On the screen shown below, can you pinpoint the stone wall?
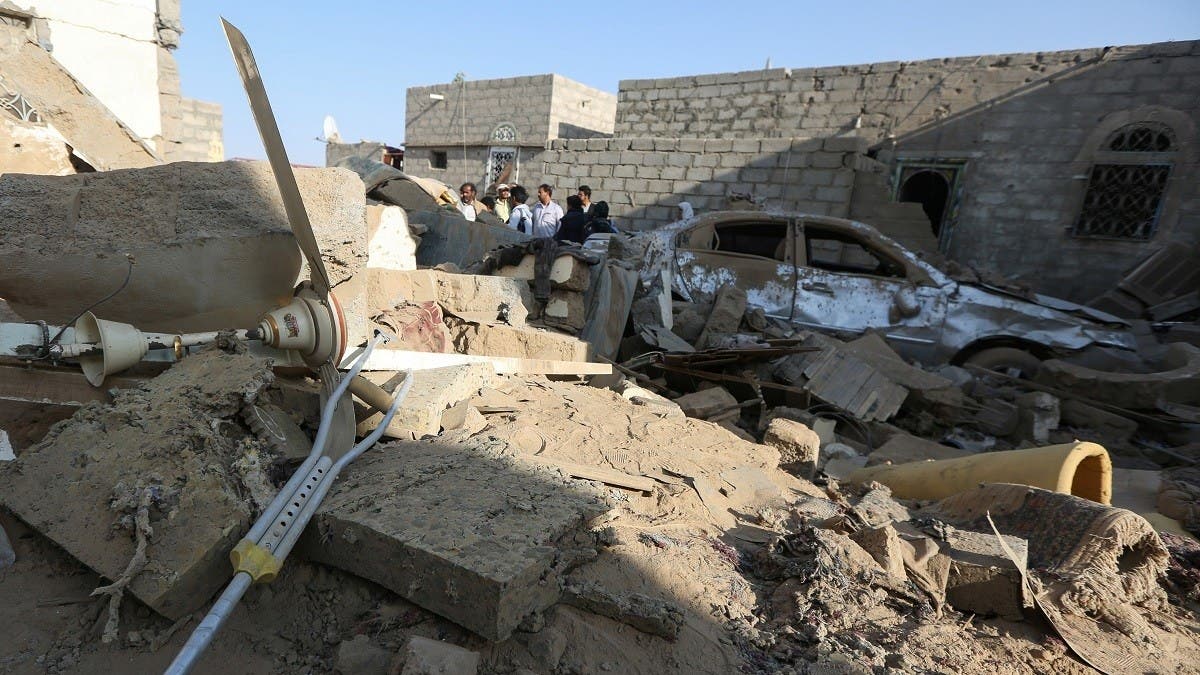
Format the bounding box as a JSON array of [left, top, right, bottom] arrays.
[[886, 41, 1200, 301], [548, 75, 617, 140], [615, 44, 1130, 142], [406, 75, 556, 148], [404, 146, 548, 193], [163, 97, 222, 162], [542, 136, 871, 231]]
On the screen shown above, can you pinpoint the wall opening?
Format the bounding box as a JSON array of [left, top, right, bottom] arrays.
[[431, 151, 447, 170], [1073, 122, 1176, 240], [899, 170, 951, 236]]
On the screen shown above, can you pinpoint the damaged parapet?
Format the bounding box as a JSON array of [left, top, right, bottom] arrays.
[[0, 161, 368, 336]]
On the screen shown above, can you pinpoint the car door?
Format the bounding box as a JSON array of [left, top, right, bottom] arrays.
[[673, 215, 797, 319], [792, 219, 948, 358]]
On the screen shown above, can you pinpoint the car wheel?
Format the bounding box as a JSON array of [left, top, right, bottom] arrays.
[[963, 347, 1043, 379]]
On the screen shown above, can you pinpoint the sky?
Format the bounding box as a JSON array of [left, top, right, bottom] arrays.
[[175, 1, 1200, 167]]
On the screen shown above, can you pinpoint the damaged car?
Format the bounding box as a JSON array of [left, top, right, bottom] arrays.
[[644, 211, 1137, 376]]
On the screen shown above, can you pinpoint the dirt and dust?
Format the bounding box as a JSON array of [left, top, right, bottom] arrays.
[[2, 371, 1200, 674]]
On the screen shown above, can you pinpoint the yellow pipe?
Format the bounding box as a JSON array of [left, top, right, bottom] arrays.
[[846, 441, 1112, 505]]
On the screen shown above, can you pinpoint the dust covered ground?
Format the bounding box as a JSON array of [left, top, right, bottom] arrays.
[[2, 374, 1199, 674]]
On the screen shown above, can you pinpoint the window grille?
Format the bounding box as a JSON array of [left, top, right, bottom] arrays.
[[1073, 123, 1175, 240]]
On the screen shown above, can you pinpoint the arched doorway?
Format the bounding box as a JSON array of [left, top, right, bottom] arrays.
[[899, 169, 951, 237]]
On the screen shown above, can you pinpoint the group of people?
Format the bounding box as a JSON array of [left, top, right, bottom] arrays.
[[456, 182, 616, 244]]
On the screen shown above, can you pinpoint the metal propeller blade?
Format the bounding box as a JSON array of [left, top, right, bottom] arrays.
[[221, 18, 332, 297]]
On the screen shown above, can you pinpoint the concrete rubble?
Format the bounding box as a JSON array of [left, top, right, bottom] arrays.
[[1, 91, 1200, 675]]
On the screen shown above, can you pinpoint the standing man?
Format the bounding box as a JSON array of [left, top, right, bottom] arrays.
[[458, 183, 486, 221], [531, 183, 563, 238], [577, 185, 593, 214], [494, 183, 512, 223]]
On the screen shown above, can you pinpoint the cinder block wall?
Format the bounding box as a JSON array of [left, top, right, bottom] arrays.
[[406, 75, 555, 148], [405, 146, 548, 193], [888, 41, 1200, 301], [549, 75, 617, 140], [163, 97, 222, 162], [616, 45, 1127, 142], [541, 136, 871, 230]]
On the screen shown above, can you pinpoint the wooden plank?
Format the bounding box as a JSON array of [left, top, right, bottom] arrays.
[[520, 454, 657, 492], [348, 348, 612, 376], [1147, 291, 1200, 321], [0, 364, 144, 406]]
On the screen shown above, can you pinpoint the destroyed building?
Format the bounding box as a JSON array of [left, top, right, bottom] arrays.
[[403, 74, 617, 191], [2, 15, 1200, 675], [511, 40, 1200, 303], [0, 0, 223, 174]]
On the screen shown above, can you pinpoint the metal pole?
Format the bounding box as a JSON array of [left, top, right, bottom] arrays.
[[163, 573, 252, 675]]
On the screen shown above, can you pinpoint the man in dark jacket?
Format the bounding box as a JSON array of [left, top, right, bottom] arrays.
[[555, 194, 589, 243], [584, 201, 616, 237]]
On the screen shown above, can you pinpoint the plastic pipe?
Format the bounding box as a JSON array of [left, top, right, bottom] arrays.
[[846, 441, 1113, 505]]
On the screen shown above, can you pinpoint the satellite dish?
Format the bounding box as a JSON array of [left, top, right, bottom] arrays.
[[323, 115, 341, 143]]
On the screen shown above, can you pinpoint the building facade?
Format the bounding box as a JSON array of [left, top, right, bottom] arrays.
[[537, 40, 1198, 303], [403, 74, 615, 192], [0, 0, 222, 166]]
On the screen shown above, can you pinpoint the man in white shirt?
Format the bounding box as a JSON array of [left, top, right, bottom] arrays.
[[531, 184, 563, 238], [458, 183, 486, 221]]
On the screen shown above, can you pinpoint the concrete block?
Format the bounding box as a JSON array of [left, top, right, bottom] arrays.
[[357, 363, 498, 438], [674, 386, 738, 421], [810, 153, 845, 169], [543, 290, 587, 332], [445, 316, 590, 362], [704, 139, 733, 152], [940, 526, 1031, 621], [367, 269, 532, 327], [763, 418, 820, 477], [301, 439, 609, 641], [0, 348, 274, 619], [494, 253, 591, 292], [850, 525, 907, 579], [630, 138, 654, 150], [0, 161, 366, 334], [400, 637, 480, 675]]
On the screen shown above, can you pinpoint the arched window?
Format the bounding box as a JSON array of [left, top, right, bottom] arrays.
[[1073, 122, 1176, 240], [490, 123, 518, 143]]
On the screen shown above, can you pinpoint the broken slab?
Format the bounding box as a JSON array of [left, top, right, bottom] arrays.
[[366, 204, 421, 272], [936, 525, 1031, 621], [496, 253, 591, 292], [0, 346, 273, 619], [561, 579, 685, 640], [368, 269, 532, 327], [299, 438, 609, 641], [399, 637, 480, 675], [696, 285, 747, 349], [674, 386, 739, 422], [850, 524, 908, 579], [0, 161, 366, 333], [334, 635, 394, 675], [1015, 391, 1060, 443], [762, 418, 820, 478], [541, 290, 587, 333], [410, 208, 531, 269], [444, 315, 590, 362], [356, 363, 497, 438], [1036, 343, 1200, 409]]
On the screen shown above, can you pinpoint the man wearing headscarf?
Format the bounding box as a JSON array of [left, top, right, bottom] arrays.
[[677, 201, 695, 222]]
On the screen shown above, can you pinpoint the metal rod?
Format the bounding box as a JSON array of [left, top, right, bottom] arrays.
[[243, 334, 381, 544], [163, 572, 252, 675]]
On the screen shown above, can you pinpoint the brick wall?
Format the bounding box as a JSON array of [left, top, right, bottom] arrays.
[[887, 41, 1200, 301], [541, 136, 871, 231], [615, 44, 1134, 142], [163, 97, 222, 162], [405, 75, 556, 148], [405, 146, 548, 194], [548, 75, 617, 140]]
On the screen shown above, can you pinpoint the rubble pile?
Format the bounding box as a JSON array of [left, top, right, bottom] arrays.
[[1, 156, 1199, 675]]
